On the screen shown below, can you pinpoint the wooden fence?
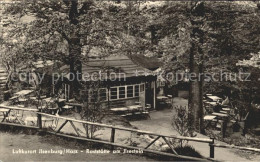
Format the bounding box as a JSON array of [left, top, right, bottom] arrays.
[[1, 105, 260, 160]]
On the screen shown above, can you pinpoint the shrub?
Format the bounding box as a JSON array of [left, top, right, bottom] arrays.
[[171, 105, 196, 147], [166, 145, 203, 158]]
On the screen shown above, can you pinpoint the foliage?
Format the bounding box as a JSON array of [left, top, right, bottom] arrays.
[[80, 81, 107, 138], [165, 145, 203, 158], [1, 1, 121, 72], [171, 105, 196, 147]]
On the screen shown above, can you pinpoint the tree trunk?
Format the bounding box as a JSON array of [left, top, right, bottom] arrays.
[[188, 2, 205, 133], [68, 0, 82, 97]]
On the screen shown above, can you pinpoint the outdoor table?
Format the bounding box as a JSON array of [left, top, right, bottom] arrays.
[[43, 97, 55, 103], [127, 105, 142, 111], [68, 99, 76, 102], [135, 101, 141, 105], [111, 107, 128, 112], [14, 90, 34, 96], [29, 96, 47, 100], [29, 96, 37, 100], [203, 115, 216, 120], [212, 112, 228, 117], [10, 96, 19, 100], [220, 110, 228, 114], [207, 95, 222, 101], [222, 108, 231, 111], [157, 96, 168, 100], [18, 98, 27, 102], [43, 98, 66, 104], [62, 105, 74, 110], [58, 99, 66, 102], [205, 102, 217, 106], [204, 115, 217, 129]]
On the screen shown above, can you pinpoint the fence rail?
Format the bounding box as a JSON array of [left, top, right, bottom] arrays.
[[38, 112, 213, 143], [1, 105, 259, 160], [212, 143, 260, 153]]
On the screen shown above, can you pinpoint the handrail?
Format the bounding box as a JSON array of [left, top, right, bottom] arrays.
[[2, 105, 260, 159], [0, 105, 214, 159], [0, 105, 38, 111], [212, 143, 260, 152], [48, 131, 210, 161], [0, 105, 213, 143], [38, 112, 213, 143]]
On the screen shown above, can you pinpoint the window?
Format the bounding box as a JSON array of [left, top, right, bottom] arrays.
[[119, 87, 126, 99], [134, 85, 139, 97], [110, 87, 118, 100], [127, 86, 133, 98], [109, 84, 141, 100], [99, 89, 107, 101]]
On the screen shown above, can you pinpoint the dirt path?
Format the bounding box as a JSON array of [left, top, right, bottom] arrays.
[[130, 97, 260, 161], [0, 132, 154, 161]]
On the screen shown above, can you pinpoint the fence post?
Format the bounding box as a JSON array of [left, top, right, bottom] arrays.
[[37, 113, 42, 129], [210, 137, 215, 158], [110, 128, 115, 150]]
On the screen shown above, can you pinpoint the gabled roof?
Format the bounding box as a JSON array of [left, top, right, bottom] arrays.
[[129, 54, 162, 71], [20, 55, 157, 80], [82, 54, 153, 79]]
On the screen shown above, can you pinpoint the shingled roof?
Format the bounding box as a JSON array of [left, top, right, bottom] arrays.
[[26, 55, 158, 80], [129, 54, 162, 71], [82, 54, 153, 79]]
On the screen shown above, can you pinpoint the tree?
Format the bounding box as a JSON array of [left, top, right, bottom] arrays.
[[139, 1, 260, 132], [188, 1, 205, 133], [2, 0, 120, 96]]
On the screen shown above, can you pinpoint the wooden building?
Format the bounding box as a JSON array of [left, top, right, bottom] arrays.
[[11, 54, 158, 111], [61, 54, 158, 110]]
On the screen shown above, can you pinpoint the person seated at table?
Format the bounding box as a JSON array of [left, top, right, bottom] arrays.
[[213, 100, 222, 113]]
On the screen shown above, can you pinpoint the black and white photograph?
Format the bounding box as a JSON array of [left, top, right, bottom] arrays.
[[0, 0, 260, 161]]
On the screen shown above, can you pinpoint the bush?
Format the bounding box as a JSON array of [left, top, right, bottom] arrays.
[[166, 145, 203, 158], [171, 105, 196, 147]]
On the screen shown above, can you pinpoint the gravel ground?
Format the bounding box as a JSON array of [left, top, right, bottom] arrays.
[[130, 97, 260, 161]]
